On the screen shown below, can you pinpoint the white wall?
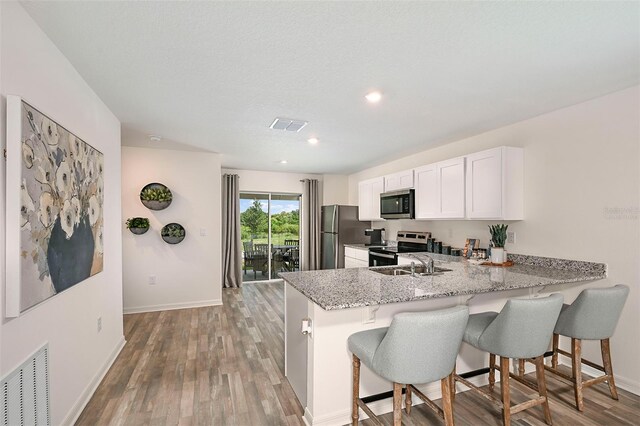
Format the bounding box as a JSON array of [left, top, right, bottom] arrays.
[[222, 168, 322, 195], [0, 2, 124, 424], [322, 174, 350, 205], [220, 168, 351, 206], [348, 86, 640, 393], [122, 147, 222, 313]]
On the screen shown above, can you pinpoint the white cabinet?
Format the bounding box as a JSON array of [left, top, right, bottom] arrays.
[[415, 157, 465, 219], [383, 169, 414, 192], [344, 246, 368, 268], [466, 147, 524, 220], [358, 177, 384, 221]]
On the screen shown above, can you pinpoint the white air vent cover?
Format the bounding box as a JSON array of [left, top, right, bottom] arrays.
[[269, 117, 308, 132], [1, 345, 50, 426]]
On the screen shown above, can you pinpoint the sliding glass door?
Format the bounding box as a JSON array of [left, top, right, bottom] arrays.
[[240, 192, 300, 282]]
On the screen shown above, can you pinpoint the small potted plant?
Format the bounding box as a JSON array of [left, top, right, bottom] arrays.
[[488, 224, 508, 264], [126, 217, 150, 235], [140, 183, 173, 210], [161, 223, 186, 244]]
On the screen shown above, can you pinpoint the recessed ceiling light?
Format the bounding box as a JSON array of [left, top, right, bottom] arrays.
[[149, 135, 161, 142], [280, 160, 288, 164], [365, 91, 382, 103], [307, 137, 319, 145]]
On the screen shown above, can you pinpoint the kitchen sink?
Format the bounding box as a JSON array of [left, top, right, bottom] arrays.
[[370, 265, 452, 276]]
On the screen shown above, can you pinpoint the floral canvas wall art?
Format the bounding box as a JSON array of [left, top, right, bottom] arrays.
[[12, 99, 104, 314]]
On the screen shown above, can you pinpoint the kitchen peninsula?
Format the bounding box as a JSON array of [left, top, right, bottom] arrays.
[[280, 253, 606, 426]]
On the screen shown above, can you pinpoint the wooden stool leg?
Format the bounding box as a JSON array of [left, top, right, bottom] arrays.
[[518, 359, 525, 377], [352, 355, 360, 425], [405, 384, 412, 414], [489, 353, 496, 391], [601, 338, 619, 400], [552, 334, 559, 369], [393, 382, 403, 426], [441, 374, 455, 426], [450, 370, 456, 403], [535, 356, 553, 425], [500, 356, 511, 426], [571, 338, 584, 412]]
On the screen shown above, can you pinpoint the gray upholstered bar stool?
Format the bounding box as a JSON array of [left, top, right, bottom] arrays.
[[454, 294, 564, 426], [543, 285, 629, 411], [348, 306, 469, 426]]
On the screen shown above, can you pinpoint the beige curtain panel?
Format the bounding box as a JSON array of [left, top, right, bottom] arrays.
[[301, 179, 320, 271], [222, 174, 242, 288]]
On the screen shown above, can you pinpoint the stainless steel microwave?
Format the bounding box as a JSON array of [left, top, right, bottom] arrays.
[[380, 189, 415, 219]]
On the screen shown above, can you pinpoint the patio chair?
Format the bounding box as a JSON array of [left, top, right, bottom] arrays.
[[242, 241, 253, 275]]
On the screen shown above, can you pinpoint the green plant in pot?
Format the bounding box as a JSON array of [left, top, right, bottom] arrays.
[[140, 184, 173, 210], [161, 223, 186, 244], [488, 224, 508, 264], [126, 217, 150, 235], [140, 187, 172, 202]]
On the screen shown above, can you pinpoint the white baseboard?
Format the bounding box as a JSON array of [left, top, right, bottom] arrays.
[[123, 299, 222, 314], [61, 336, 126, 426], [578, 362, 640, 396], [302, 374, 490, 426]]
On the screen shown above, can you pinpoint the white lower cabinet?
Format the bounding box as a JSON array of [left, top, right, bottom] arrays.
[[344, 246, 368, 268]]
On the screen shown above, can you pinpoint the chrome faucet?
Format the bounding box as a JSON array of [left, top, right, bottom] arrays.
[[407, 253, 434, 275]]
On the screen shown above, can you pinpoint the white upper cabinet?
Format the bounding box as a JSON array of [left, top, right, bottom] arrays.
[[414, 164, 438, 218], [438, 157, 466, 218], [358, 177, 385, 221], [415, 157, 465, 219], [465, 146, 524, 220], [383, 169, 414, 192]]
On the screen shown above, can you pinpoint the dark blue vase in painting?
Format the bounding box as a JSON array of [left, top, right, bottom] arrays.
[[47, 215, 95, 293]]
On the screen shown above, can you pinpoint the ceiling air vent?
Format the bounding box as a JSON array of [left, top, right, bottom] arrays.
[[269, 118, 308, 132]]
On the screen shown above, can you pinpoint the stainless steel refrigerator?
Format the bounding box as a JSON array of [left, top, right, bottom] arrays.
[[321, 205, 371, 269]]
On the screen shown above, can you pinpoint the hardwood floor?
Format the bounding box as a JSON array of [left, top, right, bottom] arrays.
[[77, 282, 303, 426], [78, 282, 639, 425]]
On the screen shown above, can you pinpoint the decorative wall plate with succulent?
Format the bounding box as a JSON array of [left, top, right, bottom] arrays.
[[126, 217, 150, 235], [140, 182, 172, 210], [6, 96, 104, 316], [161, 223, 186, 244]]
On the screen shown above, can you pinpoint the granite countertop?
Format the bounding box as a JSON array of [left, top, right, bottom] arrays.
[[279, 253, 607, 311]]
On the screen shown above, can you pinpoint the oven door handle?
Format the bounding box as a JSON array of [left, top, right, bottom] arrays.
[[369, 252, 396, 259]]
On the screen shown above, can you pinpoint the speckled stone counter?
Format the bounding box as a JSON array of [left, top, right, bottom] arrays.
[[279, 253, 606, 311]]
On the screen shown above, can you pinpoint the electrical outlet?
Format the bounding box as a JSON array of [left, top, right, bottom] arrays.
[[149, 275, 156, 285], [507, 231, 516, 244], [200, 228, 207, 236], [97, 317, 102, 333]]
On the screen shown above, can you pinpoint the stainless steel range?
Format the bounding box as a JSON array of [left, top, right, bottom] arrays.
[[368, 231, 431, 267]]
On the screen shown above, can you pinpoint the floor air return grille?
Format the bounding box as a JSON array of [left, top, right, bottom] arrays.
[[1, 345, 50, 426]]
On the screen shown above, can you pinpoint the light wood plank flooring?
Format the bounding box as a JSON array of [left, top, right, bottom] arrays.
[[78, 282, 639, 425]]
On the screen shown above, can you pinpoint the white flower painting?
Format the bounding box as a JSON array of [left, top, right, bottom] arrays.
[[18, 101, 104, 312]]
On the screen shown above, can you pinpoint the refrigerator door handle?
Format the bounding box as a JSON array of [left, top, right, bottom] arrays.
[[331, 206, 338, 233]]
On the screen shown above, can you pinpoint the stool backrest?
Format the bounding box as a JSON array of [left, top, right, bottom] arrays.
[[372, 306, 469, 385], [479, 294, 564, 359], [555, 285, 629, 340]]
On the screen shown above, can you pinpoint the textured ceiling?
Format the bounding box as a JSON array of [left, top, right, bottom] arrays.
[[22, 1, 640, 174]]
